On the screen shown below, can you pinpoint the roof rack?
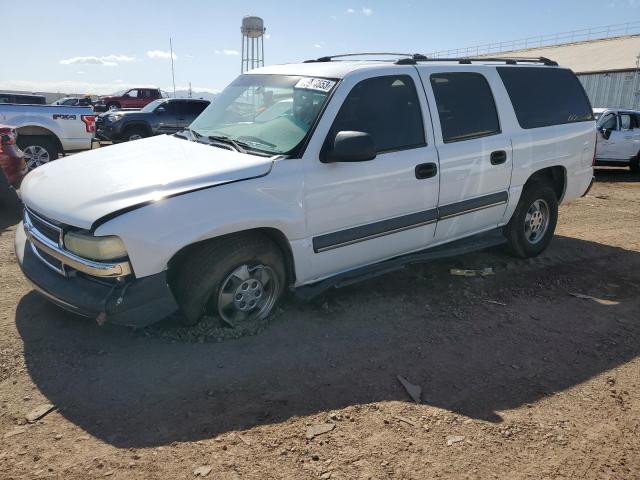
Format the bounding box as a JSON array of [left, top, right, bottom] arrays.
[[303, 52, 558, 66]]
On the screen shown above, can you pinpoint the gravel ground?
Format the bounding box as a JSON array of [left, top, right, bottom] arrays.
[[0, 168, 639, 479]]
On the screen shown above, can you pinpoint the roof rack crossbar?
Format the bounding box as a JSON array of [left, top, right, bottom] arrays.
[[304, 52, 426, 63], [395, 56, 558, 66]]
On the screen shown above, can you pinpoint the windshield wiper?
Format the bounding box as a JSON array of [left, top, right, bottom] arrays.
[[207, 135, 248, 154]]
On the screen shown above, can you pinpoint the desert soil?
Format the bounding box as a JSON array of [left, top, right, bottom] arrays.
[[0, 168, 639, 479]]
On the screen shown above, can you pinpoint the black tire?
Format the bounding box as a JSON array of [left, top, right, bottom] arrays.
[[123, 126, 148, 142], [106, 102, 120, 111], [16, 136, 59, 170], [504, 180, 558, 258], [630, 155, 640, 174], [171, 232, 286, 327]]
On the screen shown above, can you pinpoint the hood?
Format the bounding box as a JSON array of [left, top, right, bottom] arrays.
[[21, 135, 274, 229]]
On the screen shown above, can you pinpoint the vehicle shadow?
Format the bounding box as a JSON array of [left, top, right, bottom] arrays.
[[15, 235, 640, 448], [594, 166, 640, 182]]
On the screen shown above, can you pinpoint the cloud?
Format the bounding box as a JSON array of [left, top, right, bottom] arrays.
[[214, 49, 240, 55], [146, 50, 177, 60], [346, 8, 355, 13], [169, 85, 221, 95], [362, 6, 373, 15], [264, 33, 271, 39], [314, 41, 326, 49], [59, 54, 135, 67]]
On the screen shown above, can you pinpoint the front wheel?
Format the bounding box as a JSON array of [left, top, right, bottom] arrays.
[[630, 156, 640, 174], [171, 233, 286, 327], [504, 180, 558, 258]]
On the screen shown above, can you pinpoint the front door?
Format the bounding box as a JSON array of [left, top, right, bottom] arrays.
[[596, 112, 619, 160], [156, 101, 178, 134], [418, 68, 513, 242], [303, 69, 440, 281]]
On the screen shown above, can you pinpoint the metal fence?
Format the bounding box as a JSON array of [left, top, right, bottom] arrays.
[[426, 21, 640, 58]]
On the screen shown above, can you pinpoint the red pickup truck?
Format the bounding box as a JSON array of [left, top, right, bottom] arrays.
[[94, 88, 168, 111]]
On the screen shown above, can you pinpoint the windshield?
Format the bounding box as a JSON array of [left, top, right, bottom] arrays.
[[190, 74, 337, 155], [142, 99, 166, 113]]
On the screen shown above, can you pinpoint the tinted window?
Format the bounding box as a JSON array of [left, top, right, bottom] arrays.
[[498, 67, 593, 129], [329, 75, 425, 152], [185, 101, 208, 115], [429, 72, 500, 143], [158, 101, 176, 114]]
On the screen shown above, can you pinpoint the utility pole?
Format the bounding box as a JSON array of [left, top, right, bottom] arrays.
[[170, 37, 176, 98], [188, 82, 192, 98]]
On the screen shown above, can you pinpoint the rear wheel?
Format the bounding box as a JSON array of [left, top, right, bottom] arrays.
[[504, 180, 558, 258], [171, 233, 286, 327], [630, 155, 640, 174], [106, 102, 120, 111], [17, 136, 59, 170]]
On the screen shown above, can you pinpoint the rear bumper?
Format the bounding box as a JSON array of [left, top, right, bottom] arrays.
[[582, 176, 595, 197], [15, 222, 178, 327]]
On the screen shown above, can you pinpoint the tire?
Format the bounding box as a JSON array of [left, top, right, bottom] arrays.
[[504, 180, 558, 258], [630, 155, 640, 174], [17, 136, 59, 170], [123, 126, 148, 142], [171, 232, 286, 327], [106, 102, 120, 111]]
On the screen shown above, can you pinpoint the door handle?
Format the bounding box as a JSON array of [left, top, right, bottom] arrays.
[[415, 162, 438, 179], [490, 150, 507, 165]]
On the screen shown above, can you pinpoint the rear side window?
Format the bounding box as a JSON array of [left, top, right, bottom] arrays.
[[329, 75, 425, 152], [429, 72, 500, 143], [497, 67, 593, 129], [185, 101, 208, 115]]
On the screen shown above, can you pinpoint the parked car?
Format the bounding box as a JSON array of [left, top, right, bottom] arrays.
[[593, 107, 640, 173], [52, 96, 93, 107], [0, 92, 46, 105], [0, 125, 27, 208], [94, 88, 168, 112], [0, 125, 27, 188], [0, 104, 95, 170], [15, 55, 595, 329], [95, 98, 210, 143]]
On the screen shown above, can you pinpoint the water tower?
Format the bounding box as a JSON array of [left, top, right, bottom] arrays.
[[241, 16, 266, 73]]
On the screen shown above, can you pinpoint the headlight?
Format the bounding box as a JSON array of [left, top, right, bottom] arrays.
[[63, 231, 127, 261], [107, 114, 123, 122]]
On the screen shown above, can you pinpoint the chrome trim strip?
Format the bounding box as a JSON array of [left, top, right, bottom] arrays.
[[25, 207, 63, 247], [315, 218, 437, 253], [23, 211, 132, 278], [438, 200, 507, 220]]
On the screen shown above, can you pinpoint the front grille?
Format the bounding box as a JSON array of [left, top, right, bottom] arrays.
[[31, 244, 65, 275], [25, 208, 61, 245]]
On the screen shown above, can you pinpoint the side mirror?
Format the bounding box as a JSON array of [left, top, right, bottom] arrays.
[[156, 106, 166, 113], [600, 127, 612, 140], [322, 131, 376, 163]]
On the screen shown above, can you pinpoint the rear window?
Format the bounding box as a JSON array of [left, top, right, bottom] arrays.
[[497, 67, 593, 129]]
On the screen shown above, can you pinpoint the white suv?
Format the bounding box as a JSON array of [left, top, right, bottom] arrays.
[[15, 54, 595, 329], [594, 107, 640, 173]]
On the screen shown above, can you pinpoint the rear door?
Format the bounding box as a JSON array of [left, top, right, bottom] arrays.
[[176, 101, 208, 129], [417, 68, 513, 242]]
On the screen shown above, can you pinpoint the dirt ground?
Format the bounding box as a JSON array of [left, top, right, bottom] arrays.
[[0, 168, 639, 480]]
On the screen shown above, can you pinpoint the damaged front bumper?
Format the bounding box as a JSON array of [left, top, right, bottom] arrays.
[[14, 221, 178, 327]]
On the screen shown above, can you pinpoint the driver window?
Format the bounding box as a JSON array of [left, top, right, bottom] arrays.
[[600, 114, 617, 130], [126, 89, 139, 98], [328, 75, 425, 153]]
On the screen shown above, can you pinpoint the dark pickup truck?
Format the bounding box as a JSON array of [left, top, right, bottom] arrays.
[[95, 98, 210, 142]]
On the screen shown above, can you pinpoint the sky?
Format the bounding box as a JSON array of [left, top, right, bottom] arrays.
[[2, 0, 640, 96]]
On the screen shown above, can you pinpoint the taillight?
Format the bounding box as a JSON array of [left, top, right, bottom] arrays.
[[81, 115, 96, 133], [0, 131, 16, 145]]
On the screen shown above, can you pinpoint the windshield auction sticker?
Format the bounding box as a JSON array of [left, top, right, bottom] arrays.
[[295, 78, 336, 92]]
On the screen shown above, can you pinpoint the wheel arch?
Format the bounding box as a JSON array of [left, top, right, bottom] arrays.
[[166, 227, 297, 290], [525, 165, 566, 202], [122, 122, 152, 136], [16, 126, 63, 153]]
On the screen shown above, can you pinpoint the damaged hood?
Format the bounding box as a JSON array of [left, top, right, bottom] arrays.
[[20, 134, 274, 229]]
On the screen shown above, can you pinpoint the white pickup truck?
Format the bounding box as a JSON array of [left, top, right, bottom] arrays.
[[15, 54, 595, 329], [0, 104, 95, 170], [593, 107, 640, 173]]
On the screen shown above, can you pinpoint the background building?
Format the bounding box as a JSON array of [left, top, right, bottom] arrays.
[[429, 22, 640, 110]]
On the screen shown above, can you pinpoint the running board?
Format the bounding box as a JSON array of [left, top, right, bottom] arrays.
[[294, 229, 507, 300]]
